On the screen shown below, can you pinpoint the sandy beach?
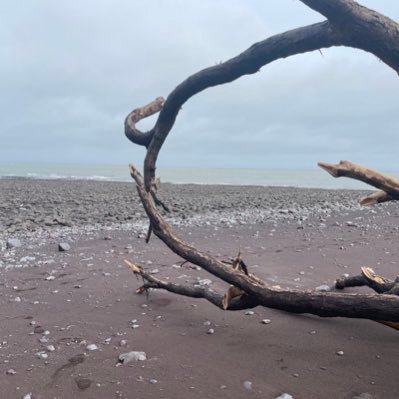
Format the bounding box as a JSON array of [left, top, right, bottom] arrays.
[[1, 178, 398, 399]]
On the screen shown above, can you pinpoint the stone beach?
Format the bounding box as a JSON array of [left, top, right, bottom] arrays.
[[0, 178, 398, 399]]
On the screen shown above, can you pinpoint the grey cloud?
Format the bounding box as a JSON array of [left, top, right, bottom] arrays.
[[0, 0, 398, 170]]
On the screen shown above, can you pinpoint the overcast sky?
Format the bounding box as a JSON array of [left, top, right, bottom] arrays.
[[1, 0, 398, 170]]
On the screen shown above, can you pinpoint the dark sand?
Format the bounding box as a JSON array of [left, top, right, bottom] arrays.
[[0, 179, 398, 399]]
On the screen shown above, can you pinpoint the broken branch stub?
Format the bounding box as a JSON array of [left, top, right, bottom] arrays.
[[124, 0, 399, 326], [319, 161, 399, 206]]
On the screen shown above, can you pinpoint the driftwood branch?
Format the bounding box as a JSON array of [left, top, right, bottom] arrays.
[[335, 267, 398, 294], [318, 161, 399, 205], [128, 162, 399, 321], [123, 0, 399, 328], [124, 260, 259, 311], [124, 97, 164, 147]]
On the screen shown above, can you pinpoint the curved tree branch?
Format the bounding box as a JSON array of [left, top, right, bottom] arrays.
[[143, 20, 343, 189], [300, 0, 399, 73], [124, 97, 164, 147], [124, 0, 399, 327]]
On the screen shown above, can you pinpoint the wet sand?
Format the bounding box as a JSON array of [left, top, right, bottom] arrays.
[[0, 179, 398, 399]]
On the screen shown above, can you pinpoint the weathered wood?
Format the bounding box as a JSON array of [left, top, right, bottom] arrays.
[[335, 267, 396, 294], [319, 161, 399, 205], [123, 0, 399, 327], [125, 97, 164, 147], [124, 260, 258, 311], [359, 191, 393, 206], [129, 165, 399, 321]]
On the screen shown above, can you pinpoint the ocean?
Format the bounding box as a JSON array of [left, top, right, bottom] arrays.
[[0, 162, 394, 190]]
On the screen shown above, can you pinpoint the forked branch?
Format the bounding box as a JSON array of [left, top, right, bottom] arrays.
[[124, 0, 399, 326], [318, 161, 399, 205]]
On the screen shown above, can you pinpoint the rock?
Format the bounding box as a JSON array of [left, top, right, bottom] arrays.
[[6, 369, 16, 375], [336, 350, 344, 356], [207, 328, 215, 334], [149, 379, 158, 384], [245, 311, 255, 315], [34, 326, 45, 334], [86, 344, 98, 351], [196, 279, 212, 286], [275, 394, 294, 399], [46, 345, 56, 352], [352, 394, 373, 399], [58, 242, 71, 252], [261, 319, 271, 324], [119, 351, 147, 364], [315, 285, 331, 292], [75, 377, 92, 390], [119, 340, 127, 347], [243, 381, 252, 390], [6, 239, 21, 249], [36, 351, 48, 359], [22, 394, 32, 399]]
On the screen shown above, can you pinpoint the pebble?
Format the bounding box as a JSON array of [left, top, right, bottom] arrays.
[[75, 377, 92, 390], [245, 311, 254, 315], [149, 379, 158, 384], [352, 394, 373, 399], [315, 285, 331, 292], [260, 319, 271, 324], [196, 279, 212, 286], [275, 394, 294, 399], [243, 381, 252, 390], [6, 368, 16, 375], [336, 350, 344, 356], [46, 345, 56, 352], [34, 326, 45, 334], [207, 328, 215, 334], [6, 238, 21, 249], [118, 351, 147, 364], [86, 344, 99, 351], [36, 351, 48, 359], [22, 394, 32, 399], [119, 340, 127, 347], [58, 242, 71, 252]]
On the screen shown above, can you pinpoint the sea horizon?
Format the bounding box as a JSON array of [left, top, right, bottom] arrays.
[[0, 161, 395, 190]]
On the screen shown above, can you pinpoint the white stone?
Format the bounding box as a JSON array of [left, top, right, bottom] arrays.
[[86, 344, 99, 351], [36, 351, 48, 359], [274, 394, 294, 399], [6, 369, 16, 375], [261, 319, 271, 324], [119, 351, 147, 364], [315, 285, 331, 292], [243, 381, 252, 390]]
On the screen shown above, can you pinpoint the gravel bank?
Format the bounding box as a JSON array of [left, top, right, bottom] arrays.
[[0, 178, 368, 235]]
